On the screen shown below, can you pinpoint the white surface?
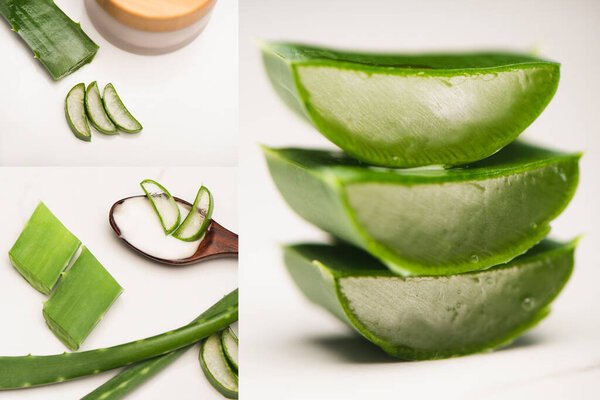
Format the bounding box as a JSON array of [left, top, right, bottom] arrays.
[[0, 167, 238, 399], [0, 0, 238, 166], [239, 0, 600, 399]]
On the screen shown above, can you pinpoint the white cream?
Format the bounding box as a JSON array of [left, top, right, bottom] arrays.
[[113, 197, 201, 260]]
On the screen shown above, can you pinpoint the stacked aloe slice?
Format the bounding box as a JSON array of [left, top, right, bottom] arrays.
[[260, 42, 580, 360]]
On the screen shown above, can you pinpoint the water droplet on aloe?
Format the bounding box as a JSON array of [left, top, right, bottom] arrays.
[[559, 172, 567, 182], [521, 297, 535, 311], [531, 222, 538, 229], [470, 254, 479, 263]]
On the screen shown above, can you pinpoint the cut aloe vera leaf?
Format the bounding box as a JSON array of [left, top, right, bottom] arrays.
[[43, 247, 123, 350], [8, 202, 81, 295], [82, 291, 238, 400], [103, 83, 143, 133], [65, 83, 91, 142], [221, 326, 238, 372], [173, 186, 214, 242], [85, 81, 117, 135], [261, 42, 560, 167], [0, 0, 98, 80], [200, 333, 238, 399], [140, 179, 181, 235], [263, 142, 580, 276], [284, 239, 575, 360]]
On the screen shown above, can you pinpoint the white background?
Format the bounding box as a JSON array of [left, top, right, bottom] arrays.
[[239, 0, 600, 399], [0, 167, 238, 399], [0, 0, 238, 166]]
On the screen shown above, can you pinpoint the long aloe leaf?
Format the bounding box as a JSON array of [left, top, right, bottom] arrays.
[[0, 289, 238, 390], [261, 42, 560, 167], [0, 0, 99, 80], [82, 291, 237, 400], [264, 142, 580, 275], [284, 240, 575, 360]]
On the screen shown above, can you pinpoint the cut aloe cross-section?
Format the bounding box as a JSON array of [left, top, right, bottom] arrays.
[[261, 42, 560, 167], [8, 202, 81, 294], [284, 239, 575, 360], [103, 83, 143, 133], [140, 179, 181, 234], [85, 81, 117, 134], [221, 327, 238, 372], [200, 333, 238, 399], [66, 83, 91, 142], [264, 142, 580, 276], [0, 0, 98, 80], [173, 186, 214, 242], [43, 247, 123, 350]]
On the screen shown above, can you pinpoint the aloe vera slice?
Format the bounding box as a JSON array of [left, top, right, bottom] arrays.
[[263, 142, 580, 276], [85, 81, 117, 134], [43, 247, 123, 350], [140, 179, 181, 235], [221, 327, 238, 372], [261, 42, 560, 167], [0, 289, 237, 389], [173, 186, 214, 242], [82, 292, 238, 400], [103, 83, 143, 133], [200, 333, 238, 399], [66, 83, 92, 142], [0, 0, 98, 80], [8, 202, 81, 295], [284, 239, 575, 360]]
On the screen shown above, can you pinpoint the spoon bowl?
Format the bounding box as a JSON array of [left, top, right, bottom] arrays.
[[109, 196, 238, 265]]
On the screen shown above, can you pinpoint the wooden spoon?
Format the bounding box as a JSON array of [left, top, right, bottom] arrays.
[[109, 195, 238, 265]]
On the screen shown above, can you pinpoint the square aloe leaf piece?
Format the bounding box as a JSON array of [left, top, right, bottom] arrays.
[[263, 141, 580, 276], [9, 202, 81, 294], [261, 42, 560, 168], [284, 239, 575, 360], [43, 247, 123, 350]]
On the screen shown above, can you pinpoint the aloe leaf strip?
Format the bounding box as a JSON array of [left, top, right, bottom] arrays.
[[200, 333, 238, 399], [221, 327, 238, 372], [66, 83, 92, 142], [81, 293, 238, 400], [0, 0, 99, 80], [103, 83, 143, 133], [140, 179, 181, 235], [86, 81, 117, 134], [173, 186, 214, 242], [0, 289, 238, 390]]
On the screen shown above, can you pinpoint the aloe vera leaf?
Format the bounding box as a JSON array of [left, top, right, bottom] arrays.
[[82, 292, 237, 400], [43, 247, 123, 350], [173, 186, 214, 242], [284, 240, 575, 360], [86, 81, 117, 135], [261, 42, 560, 167], [8, 202, 81, 295], [200, 333, 238, 399], [65, 83, 92, 142], [103, 83, 143, 133], [0, 0, 98, 80], [221, 327, 238, 371], [263, 141, 580, 276], [140, 179, 181, 234], [0, 289, 238, 389]]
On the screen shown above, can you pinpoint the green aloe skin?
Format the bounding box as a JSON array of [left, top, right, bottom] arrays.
[[0, 289, 238, 390], [82, 291, 238, 400], [284, 240, 575, 360], [0, 0, 98, 80], [261, 42, 560, 168], [263, 141, 580, 276]]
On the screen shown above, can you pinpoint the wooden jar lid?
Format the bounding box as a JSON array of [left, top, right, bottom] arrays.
[[96, 0, 217, 32]]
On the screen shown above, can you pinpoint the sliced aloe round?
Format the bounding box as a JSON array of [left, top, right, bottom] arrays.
[[200, 333, 238, 399], [173, 186, 214, 242], [85, 81, 117, 134], [221, 326, 238, 372], [65, 83, 91, 142], [140, 179, 180, 235], [263, 142, 580, 276], [284, 239, 575, 360], [261, 42, 560, 168], [102, 83, 142, 133]]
